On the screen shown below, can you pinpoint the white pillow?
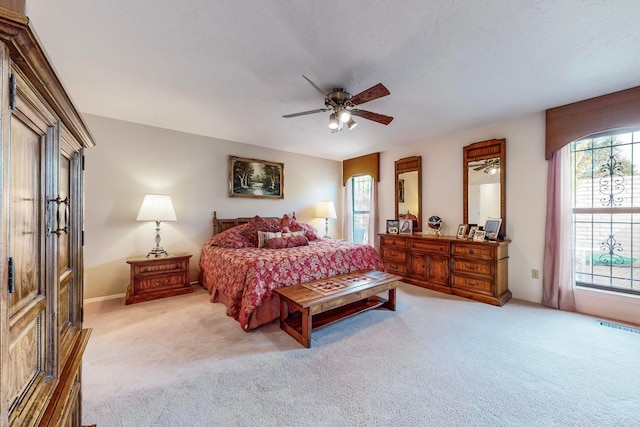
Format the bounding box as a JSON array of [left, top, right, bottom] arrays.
[[257, 230, 282, 248], [281, 231, 305, 238]]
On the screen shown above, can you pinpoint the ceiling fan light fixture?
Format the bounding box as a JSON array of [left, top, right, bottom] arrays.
[[339, 109, 351, 123], [328, 113, 339, 130], [346, 117, 357, 130]]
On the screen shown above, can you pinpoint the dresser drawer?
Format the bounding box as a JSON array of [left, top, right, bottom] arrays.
[[408, 239, 450, 254], [380, 235, 406, 248], [451, 274, 493, 294], [381, 248, 406, 262], [384, 260, 406, 275], [451, 243, 494, 260], [451, 258, 493, 276]]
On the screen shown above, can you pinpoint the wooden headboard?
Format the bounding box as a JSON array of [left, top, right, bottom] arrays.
[[212, 211, 296, 235]]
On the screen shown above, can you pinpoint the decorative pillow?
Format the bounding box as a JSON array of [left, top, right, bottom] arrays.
[[257, 230, 282, 248], [264, 234, 310, 249], [279, 214, 303, 233], [209, 224, 252, 248], [281, 230, 305, 238], [299, 222, 320, 241], [240, 217, 280, 247]]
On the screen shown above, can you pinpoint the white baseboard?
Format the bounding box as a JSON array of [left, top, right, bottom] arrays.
[[84, 293, 125, 304], [84, 282, 201, 304]]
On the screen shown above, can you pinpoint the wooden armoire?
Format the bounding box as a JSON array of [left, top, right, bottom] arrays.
[[0, 7, 95, 427]]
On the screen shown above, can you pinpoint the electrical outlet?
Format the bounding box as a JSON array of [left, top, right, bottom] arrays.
[[531, 269, 540, 279]]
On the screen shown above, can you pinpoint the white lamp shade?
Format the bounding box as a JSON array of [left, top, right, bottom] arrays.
[[136, 194, 177, 221], [316, 200, 337, 219]]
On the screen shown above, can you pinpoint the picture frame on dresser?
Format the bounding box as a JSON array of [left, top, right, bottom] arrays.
[[468, 225, 479, 240], [399, 218, 413, 234], [386, 220, 400, 234], [484, 218, 503, 240], [456, 224, 468, 239], [473, 230, 486, 242]]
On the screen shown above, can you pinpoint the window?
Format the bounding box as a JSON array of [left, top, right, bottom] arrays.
[[571, 129, 640, 294], [350, 175, 372, 244]]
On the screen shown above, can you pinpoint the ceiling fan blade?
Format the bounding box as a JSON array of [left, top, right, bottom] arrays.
[[349, 83, 390, 106], [351, 109, 394, 125], [473, 165, 486, 171], [302, 75, 327, 97], [282, 108, 330, 118]]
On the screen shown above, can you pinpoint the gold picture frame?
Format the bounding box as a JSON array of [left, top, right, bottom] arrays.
[[228, 156, 284, 199]]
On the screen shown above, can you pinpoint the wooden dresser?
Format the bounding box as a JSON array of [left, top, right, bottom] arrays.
[[0, 7, 95, 426], [379, 234, 511, 306]]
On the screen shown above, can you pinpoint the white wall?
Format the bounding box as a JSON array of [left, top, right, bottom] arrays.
[[378, 113, 547, 304], [84, 112, 640, 325], [83, 114, 341, 299], [378, 112, 640, 325]]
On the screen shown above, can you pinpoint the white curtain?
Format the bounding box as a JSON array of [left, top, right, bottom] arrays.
[[342, 175, 377, 247], [343, 179, 354, 242], [542, 144, 576, 310], [367, 178, 378, 249]]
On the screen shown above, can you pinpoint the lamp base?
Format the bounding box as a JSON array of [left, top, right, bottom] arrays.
[[324, 218, 331, 239], [146, 246, 169, 257], [146, 220, 169, 257]]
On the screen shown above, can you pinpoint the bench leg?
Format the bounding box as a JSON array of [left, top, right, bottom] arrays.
[[301, 309, 312, 348], [279, 299, 289, 325], [382, 287, 397, 311]]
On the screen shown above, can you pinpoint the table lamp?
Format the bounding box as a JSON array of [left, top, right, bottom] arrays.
[[136, 194, 176, 257], [316, 200, 337, 239]]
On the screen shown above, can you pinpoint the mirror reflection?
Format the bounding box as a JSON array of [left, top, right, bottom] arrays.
[[395, 156, 422, 233], [398, 171, 419, 219], [467, 158, 501, 226], [463, 139, 506, 236]]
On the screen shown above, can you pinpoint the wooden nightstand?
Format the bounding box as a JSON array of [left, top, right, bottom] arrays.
[[125, 253, 193, 304]]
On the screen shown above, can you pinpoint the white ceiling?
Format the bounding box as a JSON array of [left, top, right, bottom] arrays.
[[25, 1, 640, 161]]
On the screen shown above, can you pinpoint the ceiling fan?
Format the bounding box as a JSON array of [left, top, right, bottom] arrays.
[[282, 75, 393, 133], [469, 158, 501, 175]]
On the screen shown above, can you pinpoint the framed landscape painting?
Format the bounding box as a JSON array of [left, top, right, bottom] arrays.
[[229, 156, 284, 199]]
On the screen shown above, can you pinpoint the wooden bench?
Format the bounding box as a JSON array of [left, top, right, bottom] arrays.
[[274, 270, 401, 348]]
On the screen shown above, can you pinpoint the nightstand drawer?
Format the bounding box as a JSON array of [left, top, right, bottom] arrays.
[[135, 272, 186, 292], [135, 261, 186, 275]]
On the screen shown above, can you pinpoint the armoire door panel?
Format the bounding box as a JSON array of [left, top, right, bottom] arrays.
[[8, 118, 43, 319], [7, 315, 44, 408], [6, 88, 56, 423]]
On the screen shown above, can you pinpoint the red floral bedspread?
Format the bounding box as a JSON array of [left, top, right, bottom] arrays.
[[199, 239, 385, 331]]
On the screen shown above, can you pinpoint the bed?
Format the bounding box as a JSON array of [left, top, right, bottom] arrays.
[[199, 212, 386, 331]]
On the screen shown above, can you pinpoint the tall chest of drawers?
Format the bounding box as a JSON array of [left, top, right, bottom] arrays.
[[379, 234, 511, 306]]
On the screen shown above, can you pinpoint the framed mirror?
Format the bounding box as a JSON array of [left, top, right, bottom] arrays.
[[463, 139, 506, 237], [395, 156, 422, 233]]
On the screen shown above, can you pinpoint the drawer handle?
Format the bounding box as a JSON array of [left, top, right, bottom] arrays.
[[439, 246, 444, 251], [152, 279, 170, 286], [469, 249, 475, 254], [464, 279, 479, 287], [466, 264, 478, 270]]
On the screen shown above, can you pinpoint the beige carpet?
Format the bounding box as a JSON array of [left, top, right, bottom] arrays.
[[82, 284, 640, 426]]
